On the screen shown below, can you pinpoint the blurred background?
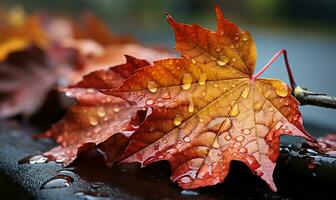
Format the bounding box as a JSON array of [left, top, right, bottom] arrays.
[[0, 0, 335, 135]]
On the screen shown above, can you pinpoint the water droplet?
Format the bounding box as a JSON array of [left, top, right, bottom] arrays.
[[75, 191, 109, 199], [181, 73, 192, 90], [225, 135, 232, 141], [213, 83, 218, 88], [241, 86, 250, 98], [232, 57, 237, 62], [212, 138, 220, 148], [96, 107, 106, 117], [113, 106, 120, 113], [233, 142, 242, 148], [65, 91, 72, 97], [188, 97, 195, 113], [239, 147, 247, 153], [269, 107, 275, 112], [147, 80, 158, 93], [230, 103, 239, 117], [158, 102, 164, 107], [149, 126, 155, 132], [198, 73, 207, 85], [191, 59, 196, 64], [216, 56, 229, 66], [199, 118, 204, 123], [293, 114, 299, 121], [57, 169, 76, 176], [41, 175, 74, 189], [181, 190, 199, 196], [173, 115, 183, 126], [146, 99, 154, 105], [86, 88, 95, 94], [242, 35, 248, 42], [162, 139, 168, 144], [243, 128, 251, 135], [215, 47, 221, 52], [236, 135, 245, 142], [276, 84, 288, 97], [18, 155, 48, 165], [181, 176, 192, 183], [253, 102, 263, 112], [89, 116, 98, 126], [230, 44, 235, 49], [183, 136, 191, 143]]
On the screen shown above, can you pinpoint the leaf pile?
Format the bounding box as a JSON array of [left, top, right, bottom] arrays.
[[40, 5, 315, 192], [0, 8, 171, 119]]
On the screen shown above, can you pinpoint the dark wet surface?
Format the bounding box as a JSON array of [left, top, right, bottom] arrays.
[[0, 120, 335, 200]]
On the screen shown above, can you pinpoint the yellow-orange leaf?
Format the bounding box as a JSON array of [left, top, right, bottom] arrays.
[[103, 5, 314, 191]]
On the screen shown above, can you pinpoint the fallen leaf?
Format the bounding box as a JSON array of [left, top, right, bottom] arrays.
[[41, 56, 150, 166], [0, 46, 58, 119], [103, 5, 315, 191], [0, 13, 48, 61], [306, 134, 336, 157]]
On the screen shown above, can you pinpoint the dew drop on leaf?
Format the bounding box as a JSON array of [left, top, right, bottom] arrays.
[[181, 73, 192, 90], [241, 86, 250, 98], [224, 135, 232, 141], [236, 135, 245, 142], [113, 106, 120, 113], [243, 128, 251, 135], [89, 116, 98, 126], [230, 103, 239, 117], [188, 96, 195, 113], [86, 88, 95, 94], [275, 85, 288, 97], [198, 73, 207, 85], [233, 142, 242, 147], [253, 102, 263, 112], [146, 99, 154, 105], [191, 59, 196, 64], [216, 56, 229, 66], [65, 91, 72, 97], [96, 107, 106, 117], [147, 80, 158, 93], [242, 35, 248, 42], [239, 147, 247, 153], [183, 136, 191, 143], [173, 115, 183, 126]]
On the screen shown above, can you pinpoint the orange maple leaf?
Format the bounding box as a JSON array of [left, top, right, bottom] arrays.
[[102, 5, 315, 191], [40, 56, 149, 166]]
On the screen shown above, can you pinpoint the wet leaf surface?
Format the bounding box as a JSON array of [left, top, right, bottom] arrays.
[[103, 5, 315, 191]]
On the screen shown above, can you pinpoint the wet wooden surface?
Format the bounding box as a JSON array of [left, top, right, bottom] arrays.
[[0, 120, 335, 200]]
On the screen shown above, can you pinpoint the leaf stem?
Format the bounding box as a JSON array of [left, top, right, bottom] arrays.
[[251, 49, 297, 89]]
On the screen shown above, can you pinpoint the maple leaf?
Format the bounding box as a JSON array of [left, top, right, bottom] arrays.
[[0, 46, 59, 119], [0, 14, 48, 61], [102, 5, 315, 191], [41, 56, 149, 166], [306, 134, 336, 157]]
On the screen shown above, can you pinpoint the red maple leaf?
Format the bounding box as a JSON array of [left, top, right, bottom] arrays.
[[40, 56, 150, 166], [101, 5, 315, 191]]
